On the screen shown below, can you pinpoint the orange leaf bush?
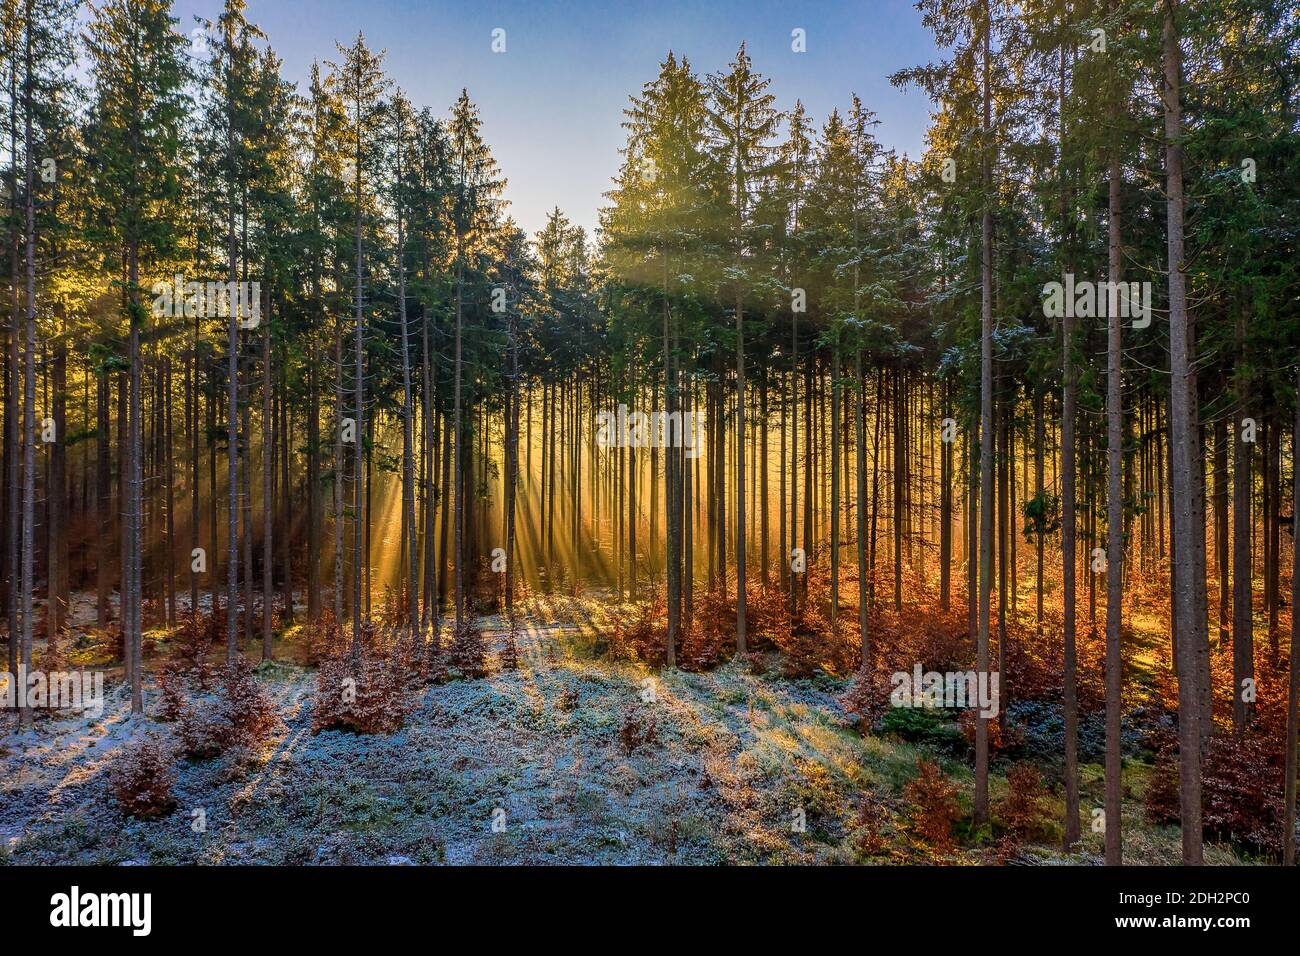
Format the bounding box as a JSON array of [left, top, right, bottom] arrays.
[[110, 735, 177, 818], [904, 759, 961, 852]]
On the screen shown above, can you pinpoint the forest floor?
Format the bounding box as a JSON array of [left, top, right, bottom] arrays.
[[0, 591, 1252, 865]]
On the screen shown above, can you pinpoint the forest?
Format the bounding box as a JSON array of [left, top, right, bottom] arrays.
[[0, 0, 1298, 869]]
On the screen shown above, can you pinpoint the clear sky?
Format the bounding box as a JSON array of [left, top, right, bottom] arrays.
[[166, 0, 940, 239]]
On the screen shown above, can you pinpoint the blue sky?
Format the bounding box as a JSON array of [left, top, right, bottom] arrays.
[[165, 0, 940, 238]]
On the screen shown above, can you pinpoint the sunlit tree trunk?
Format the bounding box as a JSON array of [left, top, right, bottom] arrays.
[[1283, 364, 1299, 866], [261, 298, 274, 660], [973, 0, 993, 826], [1103, 122, 1123, 864]]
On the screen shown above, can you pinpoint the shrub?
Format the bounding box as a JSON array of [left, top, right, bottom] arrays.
[[221, 657, 280, 744], [499, 616, 521, 671], [1200, 733, 1288, 852], [171, 613, 215, 690], [110, 735, 176, 818], [991, 833, 1025, 865], [142, 596, 165, 629], [1007, 699, 1110, 764], [773, 620, 826, 677], [1142, 735, 1181, 826], [312, 647, 413, 735], [176, 657, 279, 759], [155, 661, 188, 722], [373, 587, 403, 632], [177, 705, 234, 759], [677, 619, 726, 671], [446, 617, 488, 679], [998, 761, 1048, 838], [351, 652, 413, 733], [880, 706, 970, 756], [39, 628, 67, 671], [204, 604, 232, 649], [311, 658, 354, 733], [959, 708, 1023, 752], [854, 792, 893, 857], [618, 705, 658, 755], [423, 627, 450, 684], [838, 667, 875, 726], [904, 759, 961, 852], [680, 589, 733, 670], [1146, 729, 1290, 854], [303, 608, 344, 665], [608, 597, 666, 664]]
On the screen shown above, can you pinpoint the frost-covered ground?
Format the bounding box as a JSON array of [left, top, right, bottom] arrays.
[[0, 595, 1236, 865]]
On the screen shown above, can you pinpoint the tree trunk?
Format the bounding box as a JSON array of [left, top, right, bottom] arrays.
[[855, 348, 869, 666], [261, 304, 274, 659], [225, 26, 240, 664], [395, 110, 418, 644], [453, 242, 465, 627], [18, 49, 37, 724], [1282, 365, 1299, 865], [1163, 0, 1204, 865], [973, 0, 993, 825], [1103, 131, 1123, 864], [351, 125, 366, 658]]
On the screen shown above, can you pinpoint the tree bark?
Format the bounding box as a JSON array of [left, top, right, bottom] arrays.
[[1103, 128, 1123, 863], [1163, 0, 1204, 864]]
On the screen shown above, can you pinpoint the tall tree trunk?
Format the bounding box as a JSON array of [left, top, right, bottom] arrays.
[[1103, 131, 1123, 864], [127, 276, 142, 704], [242, 363, 253, 644], [162, 352, 174, 629], [1282, 365, 1299, 865], [395, 109, 418, 644], [1034, 386, 1043, 629], [802, 356, 813, 611], [734, 240, 747, 653], [225, 23, 240, 664], [1059, 29, 1082, 852], [830, 343, 840, 628], [96, 371, 110, 627], [261, 304, 274, 660], [49, 336, 66, 637], [1163, 0, 1204, 865], [760, 375, 769, 587], [18, 34, 37, 724], [189, 317, 200, 620], [940, 379, 952, 613], [307, 341, 321, 621], [278, 369, 293, 622], [664, 254, 680, 666], [789, 322, 799, 614], [1214, 414, 1228, 649], [351, 122, 366, 658], [505, 312, 519, 620], [421, 310, 436, 634], [855, 348, 869, 667], [973, 0, 993, 825], [1232, 313, 1253, 735], [453, 241, 465, 627], [4, 65, 18, 695], [333, 329, 344, 626]]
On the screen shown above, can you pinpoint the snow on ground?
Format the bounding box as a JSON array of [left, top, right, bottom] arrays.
[[0, 596, 947, 865]]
